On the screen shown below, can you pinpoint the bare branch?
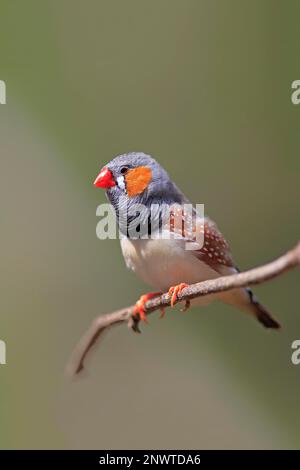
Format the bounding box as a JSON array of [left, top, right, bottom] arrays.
[[66, 241, 300, 377]]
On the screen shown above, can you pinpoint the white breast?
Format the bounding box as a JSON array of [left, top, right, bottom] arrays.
[[120, 236, 220, 306]]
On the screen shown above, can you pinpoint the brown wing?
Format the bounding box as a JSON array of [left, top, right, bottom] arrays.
[[168, 205, 235, 269], [194, 217, 235, 268]]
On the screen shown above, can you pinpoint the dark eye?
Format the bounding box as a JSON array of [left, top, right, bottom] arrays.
[[120, 166, 129, 175]]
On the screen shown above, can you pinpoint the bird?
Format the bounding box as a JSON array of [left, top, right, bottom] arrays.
[[94, 151, 280, 329]]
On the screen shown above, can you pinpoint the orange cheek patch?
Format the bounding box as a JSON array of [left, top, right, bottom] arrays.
[[125, 166, 152, 197]]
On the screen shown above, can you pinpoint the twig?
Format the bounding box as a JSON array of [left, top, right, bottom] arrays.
[[66, 241, 300, 377]]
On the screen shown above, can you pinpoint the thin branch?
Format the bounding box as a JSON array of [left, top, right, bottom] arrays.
[[66, 241, 300, 377]]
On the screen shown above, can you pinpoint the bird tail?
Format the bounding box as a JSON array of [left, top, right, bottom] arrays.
[[243, 288, 281, 329], [217, 286, 281, 329], [215, 265, 280, 329]]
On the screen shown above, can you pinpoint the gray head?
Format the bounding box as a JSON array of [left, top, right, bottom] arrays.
[[94, 151, 184, 206], [94, 152, 185, 237]]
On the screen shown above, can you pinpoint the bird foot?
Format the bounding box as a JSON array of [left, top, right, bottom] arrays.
[[168, 283, 189, 307], [132, 292, 163, 322]]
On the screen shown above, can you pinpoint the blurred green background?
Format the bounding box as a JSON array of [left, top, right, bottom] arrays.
[[0, 0, 300, 449]]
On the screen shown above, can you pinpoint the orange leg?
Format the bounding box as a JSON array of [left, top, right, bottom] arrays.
[[133, 292, 164, 322], [168, 283, 189, 307]]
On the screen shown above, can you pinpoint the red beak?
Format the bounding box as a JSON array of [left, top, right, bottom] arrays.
[[94, 167, 116, 188]]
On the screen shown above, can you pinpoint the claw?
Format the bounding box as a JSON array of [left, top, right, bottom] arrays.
[[168, 283, 189, 307], [159, 307, 166, 319], [132, 292, 162, 322], [180, 299, 191, 312]]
